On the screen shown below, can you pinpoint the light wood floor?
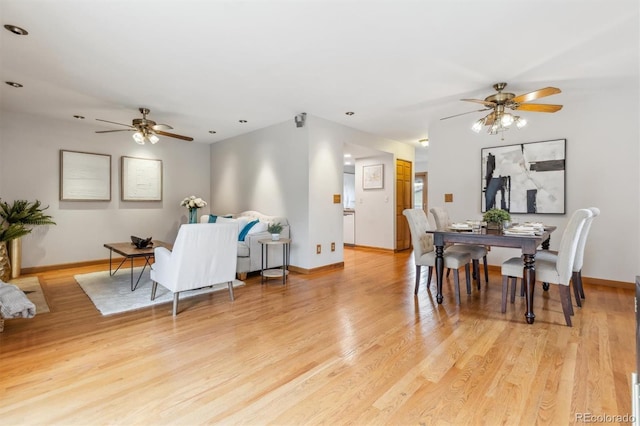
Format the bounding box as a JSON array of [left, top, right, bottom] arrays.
[[0, 247, 635, 425]]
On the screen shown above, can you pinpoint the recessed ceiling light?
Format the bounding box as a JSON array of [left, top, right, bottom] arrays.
[[345, 112, 355, 116], [73, 115, 85, 119], [4, 25, 28, 36], [419, 138, 429, 147], [5, 81, 23, 88], [344, 161, 352, 165], [209, 130, 217, 134], [239, 120, 247, 123], [344, 153, 352, 158]]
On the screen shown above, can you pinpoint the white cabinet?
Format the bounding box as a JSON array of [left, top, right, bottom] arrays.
[[343, 211, 355, 245]]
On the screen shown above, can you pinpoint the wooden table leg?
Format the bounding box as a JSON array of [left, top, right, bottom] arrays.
[[541, 236, 551, 291], [523, 253, 536, 324], [261, 243, 265, 285], [435, 245, 444, 304], [281, 243, 286, 285]]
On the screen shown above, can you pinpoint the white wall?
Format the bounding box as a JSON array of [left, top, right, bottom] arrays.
[[0, 111, 211, 268], [319, 118, 415, 251], [354, 154, 394, 249], [415, 160, 428, 174], [307, 116, 344, 268], [428, 85, 639, 282], [0, 108, 418, 271], [209, 119, 311, 268], [209, 114, 415, 268]]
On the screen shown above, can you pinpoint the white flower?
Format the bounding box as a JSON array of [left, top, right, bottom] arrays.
[[181, 195, 207, 209]]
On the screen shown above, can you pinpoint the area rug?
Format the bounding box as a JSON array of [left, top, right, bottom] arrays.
[[74, 268, 245, 316], [10, 276, 50, 314]]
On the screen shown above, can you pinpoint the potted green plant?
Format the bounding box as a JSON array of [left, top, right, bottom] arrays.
[[267, 222, 283, 240], [0, 223, 30, 282], [0, 199, 56, 279], [482, 208, 511, 230]]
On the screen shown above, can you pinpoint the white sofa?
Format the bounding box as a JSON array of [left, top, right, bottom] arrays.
[[200, 210, 290, 280]]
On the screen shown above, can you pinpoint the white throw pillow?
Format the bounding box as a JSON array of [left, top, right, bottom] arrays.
[[216, 217, 236, 224], [247, 221, 268, 235], [236, 217, 250, 235], [216, 217, 239, 234]]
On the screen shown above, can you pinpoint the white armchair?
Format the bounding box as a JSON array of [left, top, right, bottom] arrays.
[[150, 223, 238, 316]]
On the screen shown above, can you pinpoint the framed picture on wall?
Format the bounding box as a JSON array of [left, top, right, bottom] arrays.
[[481, 139, 566, 214], [121, 156, 163, 201], [59, 150, 111, 201], [363, 164, 384, 189]]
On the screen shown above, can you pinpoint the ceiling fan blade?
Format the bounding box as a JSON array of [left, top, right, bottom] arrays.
[[95, 129, 135, 133], [440, 108, 491, 120], [461, 98, 496, 107], [513, 103, 563, 113], [511, 87, 561, 104], [155, 130, 194, 141], [152, 123, 173, 131], [95, 118, 135, 128]]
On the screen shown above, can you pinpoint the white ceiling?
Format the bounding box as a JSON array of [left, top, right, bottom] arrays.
[[1, 0, 638, 160]]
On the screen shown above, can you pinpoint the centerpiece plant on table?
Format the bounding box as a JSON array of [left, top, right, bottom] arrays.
[[482, 208, 511, 230], [181, 196, 208, 224]]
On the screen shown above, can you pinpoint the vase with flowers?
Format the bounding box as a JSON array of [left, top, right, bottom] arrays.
[[180, 196, 208, 224]]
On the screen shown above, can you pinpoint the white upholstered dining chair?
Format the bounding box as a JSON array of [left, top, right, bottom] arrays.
[[430, 206, 489, 289], [535, 207, 600, 307], [150, 223, 238, 316], [501, 208, 592, 326], [403, 209, 472, 304]]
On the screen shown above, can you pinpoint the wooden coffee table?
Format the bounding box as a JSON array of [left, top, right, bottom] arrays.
[[103, 241, 172, 291]]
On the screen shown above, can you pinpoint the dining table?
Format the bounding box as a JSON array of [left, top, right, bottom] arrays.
[[429, 225, 556, 324]]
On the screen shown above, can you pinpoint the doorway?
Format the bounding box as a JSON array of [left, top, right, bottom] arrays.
[[414, 172, 428, 214], [396, 159, 412, 251]]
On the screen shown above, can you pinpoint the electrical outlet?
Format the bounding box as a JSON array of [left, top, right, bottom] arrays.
[[331, 242, 335, 252], [316, 244, 321, 254]]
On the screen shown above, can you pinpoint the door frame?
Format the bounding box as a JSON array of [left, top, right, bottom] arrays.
[[414, 172, 428, 214]]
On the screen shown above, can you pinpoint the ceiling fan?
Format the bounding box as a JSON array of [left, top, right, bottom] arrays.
[[441, 82, 563, 136], [95, 108, 194, 144]]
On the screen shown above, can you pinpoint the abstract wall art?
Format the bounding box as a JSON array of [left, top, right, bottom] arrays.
[[481, 139, 566, 214]]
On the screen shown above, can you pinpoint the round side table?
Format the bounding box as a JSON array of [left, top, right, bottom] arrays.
[[258, 238, 291, 285]]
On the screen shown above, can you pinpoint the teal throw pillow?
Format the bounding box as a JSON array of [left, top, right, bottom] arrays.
[[238, 219, 260, 241]]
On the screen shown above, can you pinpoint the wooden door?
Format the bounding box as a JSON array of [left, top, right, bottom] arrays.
[[396, 159, 412, 250]]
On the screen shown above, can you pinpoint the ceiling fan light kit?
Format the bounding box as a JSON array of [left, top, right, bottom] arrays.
[[96, 107, 194, 144], [443, 82, 562, 138], [472, 112, 526, 135], [132, 130, 159, 145]]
